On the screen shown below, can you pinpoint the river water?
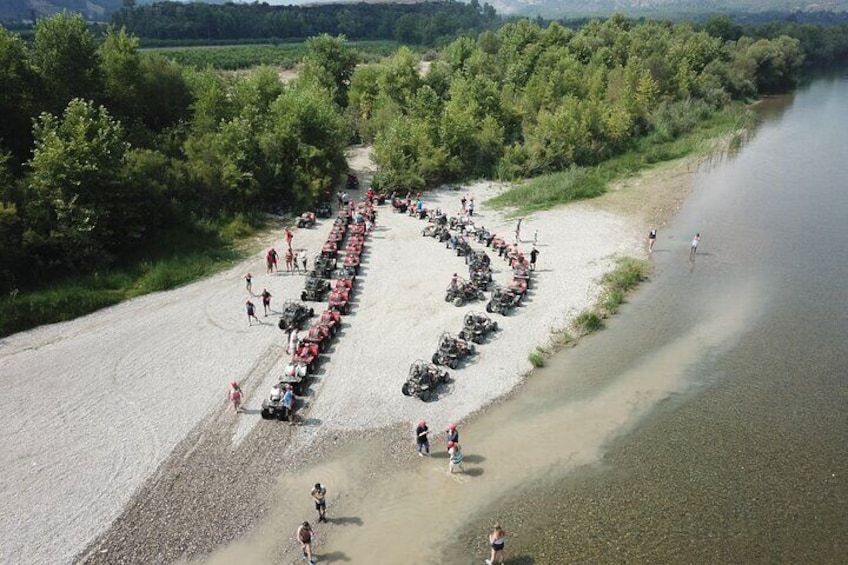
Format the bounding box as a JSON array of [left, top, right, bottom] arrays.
[[207, 73, 848, 564]]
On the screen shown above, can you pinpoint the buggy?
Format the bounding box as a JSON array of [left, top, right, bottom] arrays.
[[301, 277, 330, 302], [401, 359, 451, 401], [432, 332, 476, 369], [486, 285, 522, 315], [458, 311, 499, 344], [445, 278, 486, 307], [277, 300, 315, 332]]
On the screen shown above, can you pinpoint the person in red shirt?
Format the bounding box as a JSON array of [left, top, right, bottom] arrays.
[[266, 248, 278, 273]]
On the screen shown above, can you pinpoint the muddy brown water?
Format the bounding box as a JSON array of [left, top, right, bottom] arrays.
[[205, 73, 848, 564]]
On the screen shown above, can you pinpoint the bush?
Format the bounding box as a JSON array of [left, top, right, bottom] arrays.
[[528, 347, 545, 368], [576, 311, 604, 334]]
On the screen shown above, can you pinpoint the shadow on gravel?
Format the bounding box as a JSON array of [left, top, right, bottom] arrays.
[[325, 516, 363, 526], [507, 556, 537, 564], [299, 417, 323, 427], [462, 467, 484, 477], [461, 454, 486, 464], [315, 550, 351, 563]]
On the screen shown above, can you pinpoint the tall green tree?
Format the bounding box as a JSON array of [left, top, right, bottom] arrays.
[[0, 28, 40, 166], [99, 26, 143, 122], [27, 99, 132, 268], [31, 12, 102, 114], [298, 34, 358, 108]]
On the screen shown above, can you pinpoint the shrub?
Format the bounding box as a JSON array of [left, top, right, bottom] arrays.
[[528, 347, 545, 368], [576, 310, 604, 334]]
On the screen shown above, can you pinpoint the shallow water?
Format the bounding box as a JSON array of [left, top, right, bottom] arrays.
[[206, 73, 848, 564]]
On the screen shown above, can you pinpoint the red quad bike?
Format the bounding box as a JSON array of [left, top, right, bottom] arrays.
[[318, 309, 341, 336], [343, 254, 360, 274], [333, 278, 353, 292], [509, 277, 528, 297], [321, 240, 338, 259], [285, 342, 320, 378], [327, 228, 345, 243], [351, 223, 367, 236], [328, 288, 351, 314], [296, 211, 316, 228], [345, 239, 364, 255], [303, 324, 332, 352]]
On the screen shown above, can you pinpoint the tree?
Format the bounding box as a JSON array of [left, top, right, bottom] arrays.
[[99, 26, 143, 122], [0, 28, 40, 166], [298, 34, 358, 108], [31, 12, 102, 114], [27, 99, 132, 268]]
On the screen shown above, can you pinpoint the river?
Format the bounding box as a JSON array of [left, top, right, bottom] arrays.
[[207, 72, 848, 564]]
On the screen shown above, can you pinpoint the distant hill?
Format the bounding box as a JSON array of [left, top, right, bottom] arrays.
[[0, 0, 121, 21]]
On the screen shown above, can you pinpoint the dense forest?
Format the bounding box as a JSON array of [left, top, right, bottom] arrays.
[[115, 1, 500, 45], [2, 11, 848, 333]]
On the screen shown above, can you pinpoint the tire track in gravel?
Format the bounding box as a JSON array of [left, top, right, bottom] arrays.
[[77, 382, 299, 564]]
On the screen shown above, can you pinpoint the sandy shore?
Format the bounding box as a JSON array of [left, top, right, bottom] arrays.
[[0, 145, 706, 563]]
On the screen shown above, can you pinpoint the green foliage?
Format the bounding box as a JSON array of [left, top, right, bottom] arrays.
[[32, 12, 102, 113], [601, 257, 651, 313], [528, 347, 545, 368], [298, 34, 358, 107], [488, 167, 607, 214], [575, 311, 604, 334], [0, 28, 40, 164]]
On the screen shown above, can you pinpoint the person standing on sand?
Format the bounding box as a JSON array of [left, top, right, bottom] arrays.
[[244, 272, 253, 293], [283, 385, 295, 423], [468, 198, 475, 216], [461, 195, 467, 214], [690, 232, 701, 259], [287, 329, 299, 355], [299, 249, 308, 272], [416, 420, 431, 456], [530, 247, 539, 271], [311, 483, 328, 522], [486, 523, 508, 565], [296, 522, 316, 564], [246, 299, 259, 325], [266, 248, 278, 273], [447, 441, 464, 474], [514, 218, 522, 243], [261, 288, 272, 316], [285, 227, 294, 251], [648, 228, 657, 253], [285, 248, 294, 272], [227, 381, 243, 414]]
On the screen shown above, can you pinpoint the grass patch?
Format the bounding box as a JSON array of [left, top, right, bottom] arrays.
[[575, 310, 605, 334], [0, 216, 267, 337], [528, 347, 546, 368], [601, 257, 651, 314], [488, 103, 754, 216]]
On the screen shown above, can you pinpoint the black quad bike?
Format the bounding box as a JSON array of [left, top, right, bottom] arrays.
[[301, 277, 330, 301]]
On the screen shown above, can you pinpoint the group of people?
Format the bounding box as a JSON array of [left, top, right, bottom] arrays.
[[415, 421, 464, 474], [460, 194, 476, 216], [295, 482, 329, 563], [646, 228, 702, 259]]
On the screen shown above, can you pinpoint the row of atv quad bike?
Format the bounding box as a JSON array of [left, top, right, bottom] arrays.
[[261, 201, 374, 420], [419, 209, 533, 315], [401, 312, 500, 401], [400, 205, 536, 401]]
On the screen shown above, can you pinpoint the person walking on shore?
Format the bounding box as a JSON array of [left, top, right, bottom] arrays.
[[246, 299, 259, 325], [285, 248, 294, 272], [266, 248, 278, 273], [648, 228, 657, 253], [447, 441, 464, 474], [514, 218, 522, 243], [261, 288, 272, 316], [311, 483, 328, 522], [227, 381, 243, 414], [296, 522, 316, 564], [416, 420, 431, 456], [244, 272, 253, 294], [690, 232, 701, 259], [486, 523, 508, 565]]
